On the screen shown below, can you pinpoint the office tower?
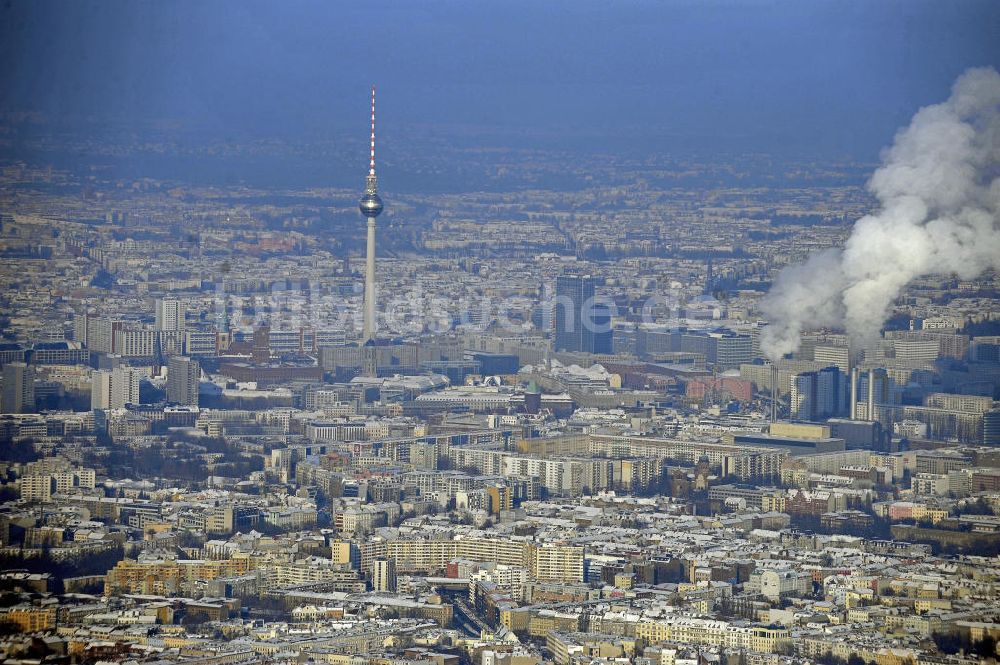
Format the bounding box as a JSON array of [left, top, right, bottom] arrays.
[[371, 558, 397, 592], [358, 85, 384, 342], [2, 362, 35, 413], [555, 274, 596, 353], [791, 366, 845, 421], [592, 302, 613, 354], [815, 365, 846, 418], [166, 356, 200, 407], [790, 371, 816, 421], [984, 409, 1000, 446], [154, 298, 184, 331], [91, 367, 141, 410]]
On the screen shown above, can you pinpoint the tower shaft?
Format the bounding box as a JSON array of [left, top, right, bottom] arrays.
[[363, 216, 377, 341]]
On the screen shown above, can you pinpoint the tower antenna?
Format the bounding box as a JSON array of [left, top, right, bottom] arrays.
[[370, 85, 376, 177]]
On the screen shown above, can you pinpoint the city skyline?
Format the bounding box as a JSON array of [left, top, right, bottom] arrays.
[[1, 3, 1000, 664]]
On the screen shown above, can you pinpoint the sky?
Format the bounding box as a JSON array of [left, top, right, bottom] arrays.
[[1, 0, 999, 163]]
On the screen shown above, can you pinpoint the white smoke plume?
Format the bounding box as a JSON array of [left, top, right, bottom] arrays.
[[761, 66, 1000, 360]]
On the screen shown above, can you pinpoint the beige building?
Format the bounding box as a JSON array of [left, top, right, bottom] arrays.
[[635, 616, 789, 653], [532, 544, 584, 583], [361, 538, 585, 584]]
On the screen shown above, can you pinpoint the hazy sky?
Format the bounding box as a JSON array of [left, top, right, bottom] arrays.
[[2, 0, 999, 160]]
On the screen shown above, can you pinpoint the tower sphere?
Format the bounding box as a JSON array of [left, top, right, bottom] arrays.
[[359, 191, 383, 217]]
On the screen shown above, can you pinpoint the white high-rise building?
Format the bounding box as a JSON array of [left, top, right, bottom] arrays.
[[76, 315, 116, 353], [813, 344, 850, 372], [113, 329, 156, 358], [91, 367, 141, 410], [2, 362, 34, 414], [155, 298, 185, 331], [90, 371, 112, 410]]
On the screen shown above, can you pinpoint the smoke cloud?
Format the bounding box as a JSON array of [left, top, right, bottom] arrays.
[[761, 66, 1000, 360]]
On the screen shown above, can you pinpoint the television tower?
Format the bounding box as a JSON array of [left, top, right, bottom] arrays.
[[358, 85, 384, 341]]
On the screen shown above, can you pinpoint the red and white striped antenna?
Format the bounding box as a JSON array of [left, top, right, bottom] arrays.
[[369, 85, 376, 177]]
